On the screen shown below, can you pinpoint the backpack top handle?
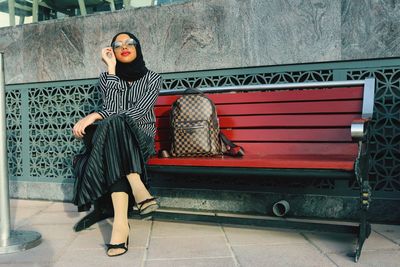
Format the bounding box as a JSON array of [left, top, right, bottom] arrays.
[[183, 88, 204, 95]]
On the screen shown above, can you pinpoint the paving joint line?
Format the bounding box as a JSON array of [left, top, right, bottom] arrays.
[[300, 232, 340, 267], [372, 229, 400, 246], [13, 201, 55, 228], [220, 223, 241, 267], [52, 231, 80, 264], [141, 218, 154, 267]]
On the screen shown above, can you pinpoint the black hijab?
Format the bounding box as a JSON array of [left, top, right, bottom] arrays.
[[111, 32, 148, 82]]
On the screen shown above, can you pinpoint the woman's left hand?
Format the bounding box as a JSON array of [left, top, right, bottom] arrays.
[[102, 47, 116, 67]]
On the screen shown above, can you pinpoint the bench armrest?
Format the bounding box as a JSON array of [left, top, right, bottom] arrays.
[[351, 118, 371, 142]]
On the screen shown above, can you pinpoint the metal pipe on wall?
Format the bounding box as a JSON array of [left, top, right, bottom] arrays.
[[0, 52, 42, 254], [0, 52, 10, 242], [272, 200, 290, 217]]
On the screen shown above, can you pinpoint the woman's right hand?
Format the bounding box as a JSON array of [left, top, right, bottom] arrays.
[[101, 47, 116, 70], [73, 113, 101, 139]]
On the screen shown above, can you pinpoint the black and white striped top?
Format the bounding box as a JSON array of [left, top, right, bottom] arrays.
[[97, 70, 162, 137]]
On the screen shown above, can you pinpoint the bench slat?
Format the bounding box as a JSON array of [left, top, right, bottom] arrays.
[[216, 101, 362, 116], [237, 128, 350, 142], [155, 100, 362, 117], [156, 128, 352, 142], [156, 114, 360, 129], [147, 154, 356, 171], [155, 86, 363, 106], [154, 142, 357, 156]]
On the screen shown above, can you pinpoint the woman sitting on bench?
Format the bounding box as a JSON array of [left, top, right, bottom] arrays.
[[72, 32, 161, 257]]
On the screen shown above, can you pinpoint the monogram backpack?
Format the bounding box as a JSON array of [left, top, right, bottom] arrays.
[[169, 88, 221, 157], [166, 88, 244, 158]]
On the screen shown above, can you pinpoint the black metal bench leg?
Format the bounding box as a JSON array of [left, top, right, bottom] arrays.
[[354, 210, 371, 262], [354, 180, 372, 262]]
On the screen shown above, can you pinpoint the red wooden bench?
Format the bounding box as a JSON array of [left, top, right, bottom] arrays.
[[147, 79, 375, 262]]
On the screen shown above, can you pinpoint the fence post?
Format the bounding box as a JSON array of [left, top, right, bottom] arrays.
[[0, 52, 41, 254]]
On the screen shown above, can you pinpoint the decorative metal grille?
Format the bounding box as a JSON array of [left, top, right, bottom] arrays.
[[162, 70, 332, 90], [347, 69, 400, 193], [27, 84, 101, 179], [6, 90, 22, 177], [4, 59, 400, 199]]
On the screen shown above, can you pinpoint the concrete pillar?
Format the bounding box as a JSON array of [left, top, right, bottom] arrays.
[[7, 0, 15, 26], [32, 0, 39, 22], [77, 0, 87, 16]]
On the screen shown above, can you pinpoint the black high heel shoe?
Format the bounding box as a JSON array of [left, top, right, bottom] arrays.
[[106, 237, 129, 257], [137, 197, 159, 215], [106, 223, 130, 257]]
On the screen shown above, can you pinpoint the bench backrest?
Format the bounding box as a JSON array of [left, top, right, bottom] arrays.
[[154, 80, 374, 157]]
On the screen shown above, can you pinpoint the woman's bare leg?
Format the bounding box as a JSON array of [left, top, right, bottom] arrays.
[[108, 192, 130, 256], [126, 173, 157, 210]]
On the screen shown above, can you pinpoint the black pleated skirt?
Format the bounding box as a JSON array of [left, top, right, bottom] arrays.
[[72, 114, 155, 211]]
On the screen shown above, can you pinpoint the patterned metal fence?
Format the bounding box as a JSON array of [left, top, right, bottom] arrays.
[[5, 58, 400, 200]]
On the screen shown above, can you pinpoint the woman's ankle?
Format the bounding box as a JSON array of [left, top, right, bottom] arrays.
[[110, 219, 129, 241]]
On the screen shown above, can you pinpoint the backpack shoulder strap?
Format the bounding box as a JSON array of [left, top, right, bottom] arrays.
[[220, 132, 245, 157]]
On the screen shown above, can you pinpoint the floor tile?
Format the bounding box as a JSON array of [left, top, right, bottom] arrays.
[[328, 249, 400, 267], [16, 224, 77, 241], [0, 238, 75, 264], [66, 218, 150, 250], [10, 199, 53, 208], [145, 257, 237, 267], [151, 221, 224, 238], [0, 263, 51, 267], [302, 231, 356, 254], [43, 202, 78, 212], [54, 247, 145, 267], [372, 224, 400, 244], [9, 207, 45, 228], [362, 231, 399, 251], [147, 235, 231, 259], [25, 211, 88, 226], [223, 225, 307, 246], [232, 243, 336, 267]]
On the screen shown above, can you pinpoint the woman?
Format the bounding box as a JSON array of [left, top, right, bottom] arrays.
[[72, 32, 161, 257]]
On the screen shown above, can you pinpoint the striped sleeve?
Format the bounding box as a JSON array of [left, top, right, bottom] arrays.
[[121, 74, 162, 121], [97, 72, 119, 119]]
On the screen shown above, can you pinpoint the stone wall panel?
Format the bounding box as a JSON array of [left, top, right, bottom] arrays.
[[0, 0, 398, 83]]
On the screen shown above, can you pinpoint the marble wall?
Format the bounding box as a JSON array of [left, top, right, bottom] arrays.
[[342, 0, 400, 59], [0, 0, 399, 84]]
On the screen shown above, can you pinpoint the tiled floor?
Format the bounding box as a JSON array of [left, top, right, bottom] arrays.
[[0, 199, 399, 267]]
